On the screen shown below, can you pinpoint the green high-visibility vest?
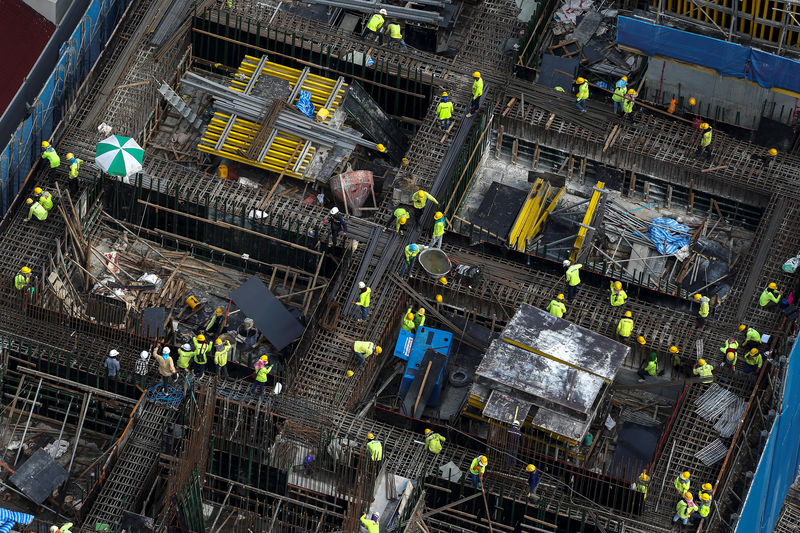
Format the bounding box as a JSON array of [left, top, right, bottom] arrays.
[[366, 13, 384, 31]]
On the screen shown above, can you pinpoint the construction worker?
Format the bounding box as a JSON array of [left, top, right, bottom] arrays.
[[393, 207, 410, 233], [622, 89, 636, 118], [692, 492, 712, 523], [752, 147, 779, 165], [366, 433, 383, 461], [612, 76, 627, 114], [467, 71, 483, 117], [14, 266, 31, 290], [403, 243, 420, 276], [699, 482, 713, 500], [563, 260, 582, 301], [353, 281, 371, 321], [469, 455, 488, 488], [250, 355, 272, 396], [66, 153, 83, 198], [360, 512, 380, 533], [412, 190, 439, 222], [740, 324, 762, 350], [33, 187, 53, 210], [191, 334, 210, 376], [673, 492, 697, 526], [674, 471, 691, 495], [214, 338, 231, 379], [616, 311, 634, 340], [424, 428, 446, 454], [633, 335, 647, 360], [41, 141, 60, 168], [134, 350, 150, 388], [176, 343, 195, 375], [326, 206, 347, 245], [694, 293, 710, 329], [759, 282, 782, 309], [436, 92, 454, 130], [610, 281, 627, 306], [575, 77, 589, 113], [669, 345, 683, 374], [696, 123, 712, 159], [638, 352, 658, 382], [204, 307, 225, 337], [431, 211, 446, 248], [360, 8, 387, 44], [721, 338, 738, 370], [401, 310, 416, 332], [742, 348, 763, 374], [237, 317, 259, 352], [526, 464, 540, 498], [414, 308, 426, 329], [385, 20, 408, 52], [692, 359, 714, 383], [156, 346, 177, 388], [635, 471, 650, 500], [105, 349, 121, 384], [546, 293, 566, 318], [353, 341, 382, 366], [26, 198, 48, 221]]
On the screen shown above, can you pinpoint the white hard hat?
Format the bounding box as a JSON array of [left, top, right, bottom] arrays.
[[562, 259, 571, 267], [244, 317, 254, 325], [372, 511, 381, 520], [182, 343, 191, 351], [379, 8, 387, 15], [109, 349, 119, 357], [162, 347, 170, 354], [50, 527, 59, 533], [140, 351, 149, 359], [359, 281, 366, 289], [330, 206, 339, 215]]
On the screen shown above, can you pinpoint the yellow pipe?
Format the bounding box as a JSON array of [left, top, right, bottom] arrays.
[[571, 181, 604, 262]]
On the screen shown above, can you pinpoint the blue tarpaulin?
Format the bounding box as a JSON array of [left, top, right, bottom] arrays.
[[617, 17, 749, 78], [0, 509, 33, 533], [635, 217, 691, 255], [296, 90, 315, 119], [748, 50, 800, 94]]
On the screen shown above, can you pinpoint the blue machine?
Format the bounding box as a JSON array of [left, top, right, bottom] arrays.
[[394, 326, 453, 408]]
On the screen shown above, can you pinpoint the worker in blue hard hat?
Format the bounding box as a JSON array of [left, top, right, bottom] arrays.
[[402, 243, 420, 277]]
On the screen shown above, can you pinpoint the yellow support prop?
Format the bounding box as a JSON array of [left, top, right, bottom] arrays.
[[570, 181, 604, 262]]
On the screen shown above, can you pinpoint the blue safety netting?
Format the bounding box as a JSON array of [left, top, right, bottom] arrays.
[[0, 508, 33, 533], [634, 217, 690, 255], [749, 50, 800, 94], [296, 91, 315, 119], [735, 338, 800, 533], [617, 17, 749, 78]]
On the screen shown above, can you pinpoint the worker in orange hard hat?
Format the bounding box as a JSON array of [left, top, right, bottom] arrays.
[[467, 71, 483, 118]]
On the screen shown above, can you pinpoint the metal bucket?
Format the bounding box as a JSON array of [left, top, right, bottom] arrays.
[[418, 248, 451, 278]]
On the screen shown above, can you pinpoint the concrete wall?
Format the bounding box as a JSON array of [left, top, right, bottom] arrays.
[[643, 58, 799, 129], [23, 0, 73, 25]]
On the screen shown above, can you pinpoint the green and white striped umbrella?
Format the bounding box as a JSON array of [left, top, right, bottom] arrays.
[[95, 135, 144, 176]]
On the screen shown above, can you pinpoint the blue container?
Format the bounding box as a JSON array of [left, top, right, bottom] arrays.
[[396, 326, 453, 408]]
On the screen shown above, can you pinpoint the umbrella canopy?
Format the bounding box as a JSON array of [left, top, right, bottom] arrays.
[[95, 135, 144, 176]]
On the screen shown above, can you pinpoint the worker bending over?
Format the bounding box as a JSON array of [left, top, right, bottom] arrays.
[[360, 512, 380, 533], [353, 341, 382, 366], [41, 141, 60, 168], [637, 352, 658, 382], [412, 190, 438, 222], [742, 348, 763, 373], [393, 207, 410, 233], [14, 266, 31, 290], [694, 293, 710, 329], [401, 309, 416, 332], [33, 187, 53, 210], [26, 198, 48, 221], [360, 9, 387, 44], [546, 293, 566, 318], [760, 282, 782, 309], [692, 359, 714, 383], [402, 243, 420, 276], [385, 20, 408, 52], [740, 324, 762, 350], [424, 428, 446, 454]]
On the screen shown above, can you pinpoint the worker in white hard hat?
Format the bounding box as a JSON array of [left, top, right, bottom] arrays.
[[353, 281, 372, 322], [361, 8, 388, 45], [134, 349, 151, 389], [105, 349, 121, 388], [326, 206, 347, 246]]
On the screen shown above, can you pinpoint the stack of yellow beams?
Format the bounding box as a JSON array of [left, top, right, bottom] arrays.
[[507, 179, 564, 252], [570, 181, 604, 261], [198, 55, 347, 180]]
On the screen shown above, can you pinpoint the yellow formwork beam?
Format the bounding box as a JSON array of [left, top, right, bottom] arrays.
[[526, 186, 564, 243], [508, 180, 541, 251], [570, 181, 605, 262]]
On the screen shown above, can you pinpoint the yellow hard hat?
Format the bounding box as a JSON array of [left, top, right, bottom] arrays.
[[639, 472, 650, 482], [196, 334, 206, 342], [768, 148, 778, 156], [669, 346, 679, 353], [418, 308, 425, 315], [424, 428, 432, 435], [694, 293, 702, 300], [34, 187, 42, 195], [434, 211, 443, 220], [726, 352, 735, 361], [21, 266, 31, 274], [768, 282, 778, 290], [557, 293, 565, 300], [749, 348, 759, 355], [316, 108, 330, 120], [406, 313, 415, 321], [627, 89, 637, 95], [637, 336, 646, 345], [442, 91, 448, 97], [684, 492, 693, 500], [402, 157, 410, 165], [377, 144, 386, 152], [700, 492, 711, 501], [700, 123, 710, 130], [215, 338, 222, 345], [439, 277, 448, 285], [739, 324, 747, 331], [682, 471, 691, 479], [688, 97, 697, 106], [526, 464, 536, 472], [66, 152, 74, 160], [367, 433, 375, 440], [417, 191, 425, 199], [614, 282, 622, 290], [621, 76, 628, 81], [435, 294, 443, 303], [479, 455, 488, 466], [346, 370, 354, 377], [26, 198, 33, 205], [399, 216, 408, 225], [473, 71, 481, 78], [41, 141, 50, 148], [260, 354, 269, 362], [376, 346, 382, 354], [702, 483, 712, 491], [576, 77, 586, 84], [698, 359, 706, 366], [624, 311, 632, 318], [216, 307, 224, 315]]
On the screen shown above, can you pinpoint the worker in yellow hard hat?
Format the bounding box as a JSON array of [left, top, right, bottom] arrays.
[[526, 464, 540, 497], [366, 433, 383, 461], [759, 282, 782, 309], [26, 197, 48, 222], [742, 347, 763, 374], [424, 428, 446, 454], [353, 340, 382, 366], [436, 91, 454, 130], [674, 492, 695, 525], [250, 355, 273, 396], [694, 293, 710, 329], [401, 309, 416, 333], [66, 152, 84, 197], [469, 455, 488, 488], [616, 311, 634, 340], [414, 308, 426, 329], [467, 71, 483, 118], [610, 280, 627, 307], [15, 266, 32, 291], [753, 147, 779, 164], [431, 211, 446, 248], [191, 333, 211, 376], [41, 141, 60, 168], [622, 88, 637, 118], [214, 336, 231, 379], [393, 206, 410, 234], [205, 306, 226, 336], [412, 189, 438, 223], [33, 186, 53, 211], [575, 77, 589, 113], [696, 122, 713, 160], [674, 471, 691, 495], [546, 293, 567, 318], [692, 358, 714, 384], [636, 471, 650, 499]]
